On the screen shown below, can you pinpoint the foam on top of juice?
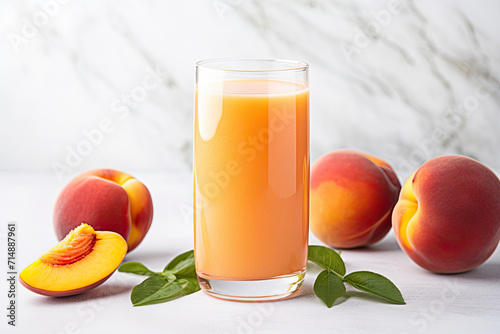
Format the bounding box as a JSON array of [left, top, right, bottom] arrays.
[[199, 79, 308, 96], [224, 79, 308, 95]]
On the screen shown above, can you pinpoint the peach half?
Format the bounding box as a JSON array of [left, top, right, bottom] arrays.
[[54, 169, 153, 252], [310, 150, 401, 248], [392, 155, 500, 273], [20, 223, 127, 297]]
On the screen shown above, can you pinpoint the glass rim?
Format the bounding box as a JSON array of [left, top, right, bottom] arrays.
[[196, 58, 309, 73]]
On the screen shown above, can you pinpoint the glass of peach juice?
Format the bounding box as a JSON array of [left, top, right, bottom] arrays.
[[194, 58, 309, 301]]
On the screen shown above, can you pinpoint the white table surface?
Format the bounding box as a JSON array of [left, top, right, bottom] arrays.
[[1, 171, 499, 334]]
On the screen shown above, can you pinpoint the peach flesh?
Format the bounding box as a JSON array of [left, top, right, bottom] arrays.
[[20, 224, 127, 297], [20, 273, 114, 298]]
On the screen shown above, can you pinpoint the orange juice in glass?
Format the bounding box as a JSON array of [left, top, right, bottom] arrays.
[[194, 59, 309, 301]]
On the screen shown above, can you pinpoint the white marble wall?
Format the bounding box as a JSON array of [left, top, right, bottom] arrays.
[[1, 0, 499, 181]]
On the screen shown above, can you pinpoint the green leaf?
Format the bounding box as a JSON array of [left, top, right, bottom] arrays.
[[118, 262, 157, 276], [344, 271, 405, 305], [308, 245, 346, 276], [130, 274, 200, 306], [179, 276, 201, 292], [313, 270, 346, 308], [162, 272, 177, 281], [119, 251, 201, 306], [163, 250, 196, 277]]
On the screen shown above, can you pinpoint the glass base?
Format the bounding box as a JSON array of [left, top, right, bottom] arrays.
[[197, 270, 306, 302]]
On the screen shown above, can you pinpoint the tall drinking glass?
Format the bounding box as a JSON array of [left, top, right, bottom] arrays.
[[194, 58, 309, 301]]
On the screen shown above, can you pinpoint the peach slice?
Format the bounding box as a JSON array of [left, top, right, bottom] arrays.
[[20, 223, 127, 297]]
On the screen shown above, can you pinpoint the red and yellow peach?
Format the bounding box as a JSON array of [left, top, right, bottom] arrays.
[[310, 150, 401, 248], [54, 169, 153, 252], [392, 155, 500, 273]]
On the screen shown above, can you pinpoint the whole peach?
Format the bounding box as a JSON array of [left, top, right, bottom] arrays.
[[54, 169, 153, 252], [392, 155, 500, 273], [310, 150, 401, 248]]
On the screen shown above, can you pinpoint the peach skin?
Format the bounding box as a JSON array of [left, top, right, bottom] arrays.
[[310, 149, 401, 248], [54, 169, 153, 252], [392, 155, 500, 273]]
